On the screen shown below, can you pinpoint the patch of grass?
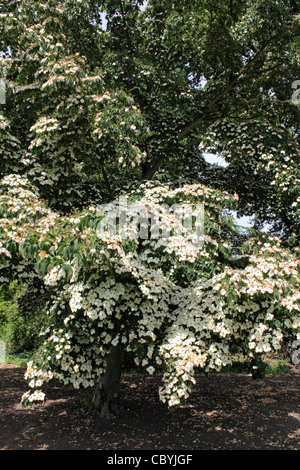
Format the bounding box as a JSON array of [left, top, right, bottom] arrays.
[[0, 335, 33, 367], [265, 357, 291, 375], [4, 350, 33, 367], [214, 354, 292, 376]]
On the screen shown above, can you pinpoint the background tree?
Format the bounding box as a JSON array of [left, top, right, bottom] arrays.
[[0, 0, 299, 417]]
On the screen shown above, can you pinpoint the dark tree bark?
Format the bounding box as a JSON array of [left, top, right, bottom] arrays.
[[92, 345, 125, 419], [250, 355, 267, 380]]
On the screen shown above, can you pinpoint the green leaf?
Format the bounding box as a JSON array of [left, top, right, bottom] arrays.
[[61, 264, 73, 280]]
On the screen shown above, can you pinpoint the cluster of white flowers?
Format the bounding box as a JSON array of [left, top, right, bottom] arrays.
[[12, 230, 297, 407], [158, 327, 208, 406], [1, 176, 299, 408], [21, 390, 46, 406], [202, 119, 300, 220], [44, 266, 64, 286]]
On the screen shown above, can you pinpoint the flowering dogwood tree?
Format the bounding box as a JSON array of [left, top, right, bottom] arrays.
[[0, 0, 299, 417]]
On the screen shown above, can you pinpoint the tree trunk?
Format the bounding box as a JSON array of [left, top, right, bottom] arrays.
[[92, 345, 125, 419], [250, 355, 266, 380]]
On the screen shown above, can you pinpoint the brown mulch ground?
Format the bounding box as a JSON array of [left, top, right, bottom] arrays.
[[0, 364, 299, 451]]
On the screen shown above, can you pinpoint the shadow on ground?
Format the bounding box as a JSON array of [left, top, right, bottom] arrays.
[[0, 364, 299, 450]]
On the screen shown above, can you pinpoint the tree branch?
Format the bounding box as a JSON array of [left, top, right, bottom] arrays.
[[178, 40, 273, 138], [142, 39, 277, 179]]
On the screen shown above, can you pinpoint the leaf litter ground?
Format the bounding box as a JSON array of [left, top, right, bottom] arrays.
[[0, 364, 299, 450]]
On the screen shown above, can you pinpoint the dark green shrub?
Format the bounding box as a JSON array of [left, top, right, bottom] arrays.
[[0, 279, 50, 354]]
